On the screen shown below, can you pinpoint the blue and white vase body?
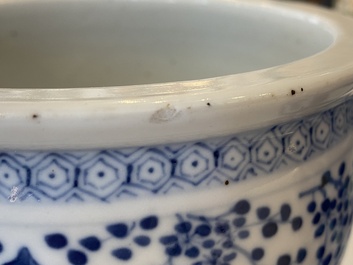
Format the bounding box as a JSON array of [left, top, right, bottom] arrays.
[[0, 100, 352, 265]]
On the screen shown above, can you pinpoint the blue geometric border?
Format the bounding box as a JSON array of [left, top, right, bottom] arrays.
[[0, 99, 352, 203]]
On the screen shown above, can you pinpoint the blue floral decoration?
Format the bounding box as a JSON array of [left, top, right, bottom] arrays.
[[10, 160, 345, 265], [299, 161, 353, 265], [3, 247, 39, 265]]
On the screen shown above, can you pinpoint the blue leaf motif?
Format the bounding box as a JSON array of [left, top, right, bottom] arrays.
[[4, 247, 40, 265], [185, 246, 200, 258], [223, 252, 237, 262], [280, 204, 291, 221], [67, 250, 88, 265], [160, 235, 178, 245], [112, 248, 133, 261], [175, 222, 192, 234], [194, 224, 211, 237], [134, 235, 151, 247], [106, 223, 129, 238], [140, 216, 159, 230], [315, 224, 326, 238], [79, 236, 101, 251], [44, 233, 68, 249], [166, 244, 182, 257]]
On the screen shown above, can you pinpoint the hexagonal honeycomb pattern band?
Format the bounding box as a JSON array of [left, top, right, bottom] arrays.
[[0, 99, 352, 203]]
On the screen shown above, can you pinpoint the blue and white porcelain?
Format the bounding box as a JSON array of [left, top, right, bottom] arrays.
[[0, 0, 353, 264]]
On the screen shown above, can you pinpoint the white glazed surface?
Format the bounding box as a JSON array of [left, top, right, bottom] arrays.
[[341, 231, 353, 265], [0, 0, 352, 149], [0, 1, 334, 87], [0, 1, 352, 265]]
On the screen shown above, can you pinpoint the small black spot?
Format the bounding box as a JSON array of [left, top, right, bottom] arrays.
[[301, 88, 304, 92], [207, 102, 211, 107], [291, 90, 296, 95], [32, 114, 39, 119], [225, 180, 229, 186]]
